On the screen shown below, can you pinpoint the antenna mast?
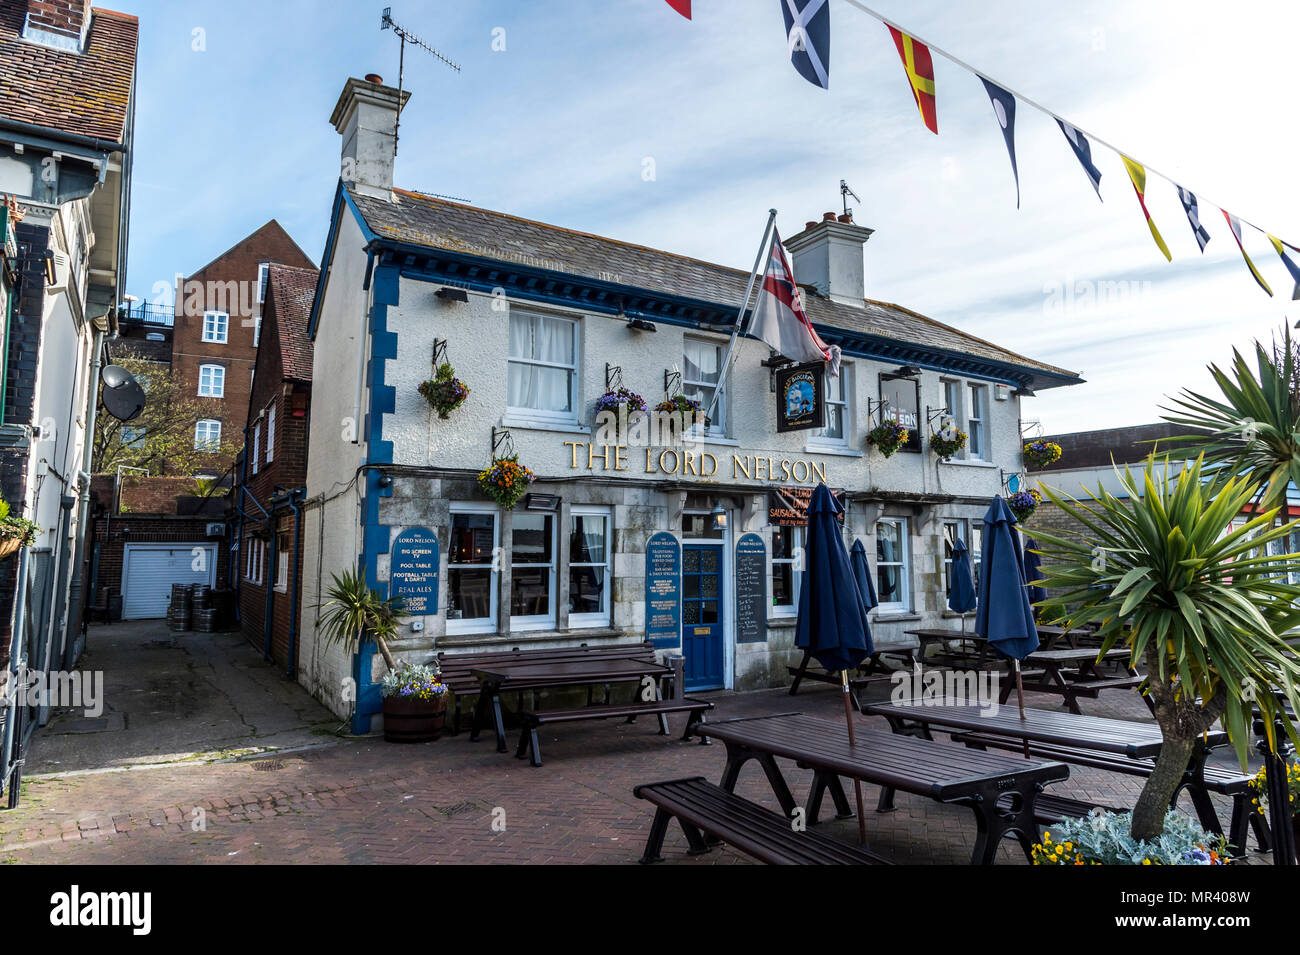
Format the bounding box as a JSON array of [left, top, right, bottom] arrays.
[[381, 7, 460, 155], [840, 179, 862, 219]]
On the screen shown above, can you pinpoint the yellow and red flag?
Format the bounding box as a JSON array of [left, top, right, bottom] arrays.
[[888, 26, 937, 134], [1267, 235, 1300, 300], [1121, 156, 1171, 262], [1222, 211, 1273, 296]]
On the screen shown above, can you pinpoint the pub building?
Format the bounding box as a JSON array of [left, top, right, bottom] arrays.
[[298, 76, 1083, 731]]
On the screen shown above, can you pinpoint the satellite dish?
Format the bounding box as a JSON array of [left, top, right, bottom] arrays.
[[100, 364, 146, 422]]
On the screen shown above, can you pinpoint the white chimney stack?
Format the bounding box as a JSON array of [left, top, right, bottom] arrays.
[[330, 74, 410, 201], [782, 212, 874, 307]]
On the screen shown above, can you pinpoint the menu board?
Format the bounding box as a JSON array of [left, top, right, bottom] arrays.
[[644, 531, 681, 649], [735, 532, 767, 644], [390, 527, 439, 615]]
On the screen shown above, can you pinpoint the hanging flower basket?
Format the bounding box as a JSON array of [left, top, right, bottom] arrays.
[[1023, 440, 1063, 470], [656, 394, 709, 429], [1007, 488, 1043, 523], [418, 361, 470, 419], [477, 454, 536, 510], [595, 387, 648, 419], [929, 427, 968, 461], [1031, 810, 1229, 865], [866, 420, 909, 458], [0, 501, 37, 562]]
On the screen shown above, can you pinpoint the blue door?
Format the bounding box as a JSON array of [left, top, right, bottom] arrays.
[[682, 544, 724, 690]]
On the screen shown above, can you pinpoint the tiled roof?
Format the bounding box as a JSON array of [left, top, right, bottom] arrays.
[[351, 189, 1080, 384], [0, 4, 138, 143], [266, 263, 317, 382]]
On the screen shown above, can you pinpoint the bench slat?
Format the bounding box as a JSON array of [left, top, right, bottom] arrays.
[[524, 698, 713, 726]]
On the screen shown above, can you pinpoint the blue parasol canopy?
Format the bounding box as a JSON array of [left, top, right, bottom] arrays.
[[1022, 535, 1047, 609], [795, 485, 873, 672], [974, 496, 1038, 661], [948, 537, 977, 615], [849, 538, 879, 613]]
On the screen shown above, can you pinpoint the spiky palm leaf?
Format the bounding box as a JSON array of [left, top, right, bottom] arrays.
[[1161, 329, 1300, 512], [317, 569, 404, 673]]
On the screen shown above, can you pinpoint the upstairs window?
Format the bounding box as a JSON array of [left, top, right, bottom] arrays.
[[194, 419, 221, 450], [968, 383, 988, 460], [265, 404, 276, 465], [252, 422, 261, 475], [198, 364, 225, 397], [812, 365, 851, 446], [202, 311, 229, 344], [683, 337, 725, 435], [507, 311, 577, 420]]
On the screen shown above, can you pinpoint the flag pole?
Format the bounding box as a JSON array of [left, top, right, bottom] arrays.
[[704, 208, 777, 424]]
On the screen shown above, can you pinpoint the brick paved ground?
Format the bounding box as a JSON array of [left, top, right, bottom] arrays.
[[0, 626, 1274, 865]]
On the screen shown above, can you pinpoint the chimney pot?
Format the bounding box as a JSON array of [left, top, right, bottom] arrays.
[[805, 221, 817, 232], [783, 213, 875, 307], [822, 212, 836, 222], [837, 213, 852, 223], [330, 76, 411, 202], [364, 74, 383, 85]]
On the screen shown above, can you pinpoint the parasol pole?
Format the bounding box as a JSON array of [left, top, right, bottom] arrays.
[[840, 670, 869, 846], [1013, 659, 1030, 758]]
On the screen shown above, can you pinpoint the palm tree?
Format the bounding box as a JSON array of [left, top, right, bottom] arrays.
[[1033, 455, 1300, 841], [317, 569, 405, 674], [1162, 327, 1300, 511]]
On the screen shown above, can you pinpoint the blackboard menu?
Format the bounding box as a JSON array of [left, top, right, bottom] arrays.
[[644, 531, 681, 649], [391, 527, 439, 615], [735, 532, 767, 644]]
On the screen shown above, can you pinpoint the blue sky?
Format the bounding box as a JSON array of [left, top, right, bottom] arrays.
[[121, 0, 1300, 433]]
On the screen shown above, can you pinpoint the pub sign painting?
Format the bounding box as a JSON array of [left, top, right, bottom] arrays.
[[776, 361, 825, 433], [390, 527, 440, 615], [879, 373, 922, 452]]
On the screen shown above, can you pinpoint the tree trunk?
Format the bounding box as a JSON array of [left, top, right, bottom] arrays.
[[1130, 730, 1195, 841], [372, 633, 398, 673]]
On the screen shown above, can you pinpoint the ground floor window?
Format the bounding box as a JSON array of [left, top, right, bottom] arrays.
[[568, 507, 611, 627], [511, 513, 556, 629], [447, 506, 498, 634], [275, 533, 290, 593], [771, 525, 803, 614], [243, 535, 265, 586], [875, 518, 910, 613]]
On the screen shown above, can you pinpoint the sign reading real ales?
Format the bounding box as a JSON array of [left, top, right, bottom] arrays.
[[768, 486, 846, 526]]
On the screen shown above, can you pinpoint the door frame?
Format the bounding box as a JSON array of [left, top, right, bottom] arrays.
[[121, 543, 218, 620], [681, 509, 734, 690]]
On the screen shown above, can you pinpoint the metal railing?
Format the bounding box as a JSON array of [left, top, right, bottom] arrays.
[[116, 301, 175, 327]]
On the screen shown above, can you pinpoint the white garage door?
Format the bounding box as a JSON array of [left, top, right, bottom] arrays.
[[121, 544, 218, 620]]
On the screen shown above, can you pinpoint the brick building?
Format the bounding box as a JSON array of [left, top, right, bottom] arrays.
[[231, 263, 316, 674], [171, 220, 314, 481]]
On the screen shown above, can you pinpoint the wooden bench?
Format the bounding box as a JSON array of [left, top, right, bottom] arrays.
[[633, 776, 890, 865], [516, 698, 713, 767], [1033, 792, 1124, 826], [437, 642, 661, 734], [953, 731, 1269, 854]]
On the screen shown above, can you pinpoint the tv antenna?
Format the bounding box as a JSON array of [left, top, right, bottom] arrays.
[[840, 179, 861, 219], [381, 7, 460, 155]]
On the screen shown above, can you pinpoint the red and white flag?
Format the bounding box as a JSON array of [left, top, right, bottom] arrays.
[[749, 229, 836, 372]]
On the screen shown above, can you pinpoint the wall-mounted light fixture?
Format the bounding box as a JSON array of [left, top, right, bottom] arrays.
[[1013, 384, 1036, 398], [376, 472, 393, 489], [711, 500, 728, 530], [525, 493, 560, 511], [435, 287, 468, 303], [892, 364, 922, 378]]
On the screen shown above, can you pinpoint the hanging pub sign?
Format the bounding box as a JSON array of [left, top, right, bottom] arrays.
[[879, 373, 922, 452], [769, 485, 846, 526], [775, 360, 825, 433]]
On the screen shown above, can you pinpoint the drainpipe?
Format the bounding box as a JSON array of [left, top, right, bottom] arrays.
[[285, 489, 303, 679], [1, 547, 30, 809], [64, 321, 106, 662], [262, 519, 276, 662]]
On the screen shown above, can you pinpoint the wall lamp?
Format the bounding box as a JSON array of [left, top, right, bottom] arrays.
[[892, 364, 922, 378], [436, 287, 469, 303], [525, 493, 560, 511], [627, 318, 657, 332], [376, 472, 393, 489]]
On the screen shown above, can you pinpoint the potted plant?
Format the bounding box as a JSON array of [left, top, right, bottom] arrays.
[[1034, 455, 1300, 843], [317, 567, 404, 701], [596, 387, 647, 420], [1247, 758, 1299, 845], [1030, 809, 1228, 865], [380, 661, 450, 743], [477, 453, 535, 509], [0, 500, 38, 561], [1006, 487, 1042, 522], [929, 426, 967, 462], [1023, 440, 1063, 469], [866, 420, 909, 458], [418, 361, 470, 419]]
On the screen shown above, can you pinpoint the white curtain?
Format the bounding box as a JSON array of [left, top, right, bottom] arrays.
[[509, 314, 573, 412]]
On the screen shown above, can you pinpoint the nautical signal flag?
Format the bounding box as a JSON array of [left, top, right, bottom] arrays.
[[664, 0, 691, 18], [1267, 235, 1300, 301], [1121, 156, 1172, 262], [980, 78, 1019, 207], [888, 26, 937, 133], [1175, 186, 1211, 253], [781, 0, 831, 89], [1057, 120, 1102, 200], [750, 228, 835, 369], [1222, 211, 1272, 296]]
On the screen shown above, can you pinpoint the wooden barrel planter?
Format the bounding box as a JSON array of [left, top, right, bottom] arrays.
[[382, 695, 447, 743]]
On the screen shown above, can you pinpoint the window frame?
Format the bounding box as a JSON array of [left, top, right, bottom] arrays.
[[510, 512, 558, 632], [202, 310, 229, 344], [682, 335, 727, 437], [194, 418, 221, 450], [567, 505, 612, 629], [244, 535, 265, 586], [251, 421, 261, 475], [446, 504, 500, 636], [265, 403, 276, 465], [770, 525, 804, 616], [968, 383, 988, 460], [875, 517, 911, 614], [942, 519, 966, 598], [197, 363, 225, 398], [809, 364, 851, 447], [506, 309, 579, 424], [274, 534, 289, 593]]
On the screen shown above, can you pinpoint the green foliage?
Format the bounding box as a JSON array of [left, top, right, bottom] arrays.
[[317, 569, 406, 672], [0, 500, 38, 546], [1033, 455, 1300, 768], [1032, 810, 1228, 865]]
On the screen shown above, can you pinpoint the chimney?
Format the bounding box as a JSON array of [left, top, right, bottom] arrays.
[[782, 212, 874, 307], [330, 75, 411, 201], [22, 0, 92, 51]]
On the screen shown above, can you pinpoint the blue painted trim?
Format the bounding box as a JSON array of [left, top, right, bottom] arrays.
[[307, 183, 379, 340]]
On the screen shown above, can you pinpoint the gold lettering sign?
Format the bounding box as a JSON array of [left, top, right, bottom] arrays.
[[563, 443, 826, 485]]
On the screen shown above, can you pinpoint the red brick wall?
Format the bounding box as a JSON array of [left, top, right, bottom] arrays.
[[238, 512, 302, 671], [24, 0, 91, 37], [89, 514, 232, 601], [117, 475, 197, 515]]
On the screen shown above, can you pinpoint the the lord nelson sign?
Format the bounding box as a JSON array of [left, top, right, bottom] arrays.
[[563, 442, 830, 485]]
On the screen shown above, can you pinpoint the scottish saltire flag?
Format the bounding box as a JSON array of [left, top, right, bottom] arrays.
[[1267, 235, 1300, 300], [1121, 156, 1172, 262], [781, 0, 830, 89], [1176, 186, 1211, 252], [664, 0, 691, 18], [1057, 119, 1102, 199], [888, 26, 937, 133], [980, 78, 1019, 207], [1222, 211, 1273, 296], [750, 228, 834, 368]]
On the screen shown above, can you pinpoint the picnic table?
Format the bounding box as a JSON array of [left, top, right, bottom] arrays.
[[786, 647, 919, 706], [905, 626, 1098, 666], [1016, 647, 1141, 713], [860, 701, 1245, 847], [693, 712, 1068, 864], [470, 657, 672, 752]]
